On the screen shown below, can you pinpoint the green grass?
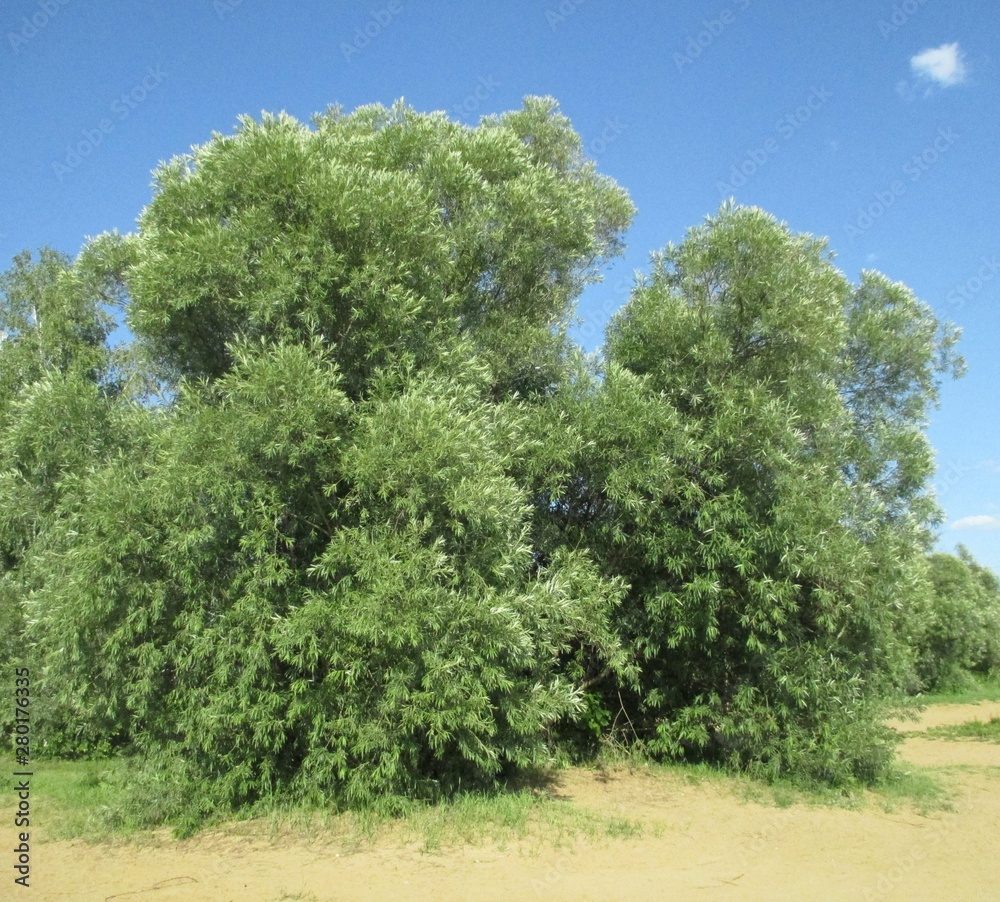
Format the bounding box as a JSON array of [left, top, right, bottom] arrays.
[[31, 756, 644, 851], [397, 790, 644, 853], [872, 767, 954, 815], [915, 674, 1000, 706], [734, 767, 952, 816], [248, 778, 648, 855], [32, 758, 137, 842], [33, 756, 233, 841], [32, 744, 956, 850], [925, 717, 1000, 743], [593, 755, 953, 817]]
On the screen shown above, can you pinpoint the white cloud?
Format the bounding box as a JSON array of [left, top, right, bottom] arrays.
[[949, 514, 1000, 531], [910, 43, 967, 87]]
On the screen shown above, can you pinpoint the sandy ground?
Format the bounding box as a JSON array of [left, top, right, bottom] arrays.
[[30, 702, 1000, 902]]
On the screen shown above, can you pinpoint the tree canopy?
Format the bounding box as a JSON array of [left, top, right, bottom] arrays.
[[126, 98, 633, 399], [538, 206, 962, 781], [0, 99, 979, 819]]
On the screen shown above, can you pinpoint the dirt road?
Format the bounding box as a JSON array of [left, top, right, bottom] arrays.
[[32, 702, 1000, 901]]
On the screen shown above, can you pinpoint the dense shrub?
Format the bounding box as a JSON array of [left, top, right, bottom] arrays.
[[1, 102, 968, 812], [906, 549, 1000, 691], [536, 207, 958, 784]]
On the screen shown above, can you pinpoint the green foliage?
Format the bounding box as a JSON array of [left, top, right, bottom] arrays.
[[2, 100, 971, 816], [904, 548, 1000, 692], [917, 672, 1000, 705], [28, 341, 627, 808], [126, 98, 633, 397], [10, 99, 634, 801], [0, 242, 135, 748], [0, 243, 126, 561], [0, 247, 111, 407], [541, 206, 959, 785]]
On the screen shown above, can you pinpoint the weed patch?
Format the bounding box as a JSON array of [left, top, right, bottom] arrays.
[[925, 717, 1000, 743]]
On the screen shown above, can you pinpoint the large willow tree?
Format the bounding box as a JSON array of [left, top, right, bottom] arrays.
[[537, 206, 962, 783], [2, 100, 963, 814], [13, 98, 634, 807]]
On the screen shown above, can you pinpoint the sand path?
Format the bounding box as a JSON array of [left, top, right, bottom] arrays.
[[30, 703, 1000, 901]]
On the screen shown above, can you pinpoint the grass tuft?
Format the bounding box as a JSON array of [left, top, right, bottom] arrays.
[[914, 674, 1000, 706], [925, 717, 1000, 743]]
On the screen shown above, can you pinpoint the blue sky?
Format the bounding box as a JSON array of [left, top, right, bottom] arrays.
[[1, 0, 997, 571]]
